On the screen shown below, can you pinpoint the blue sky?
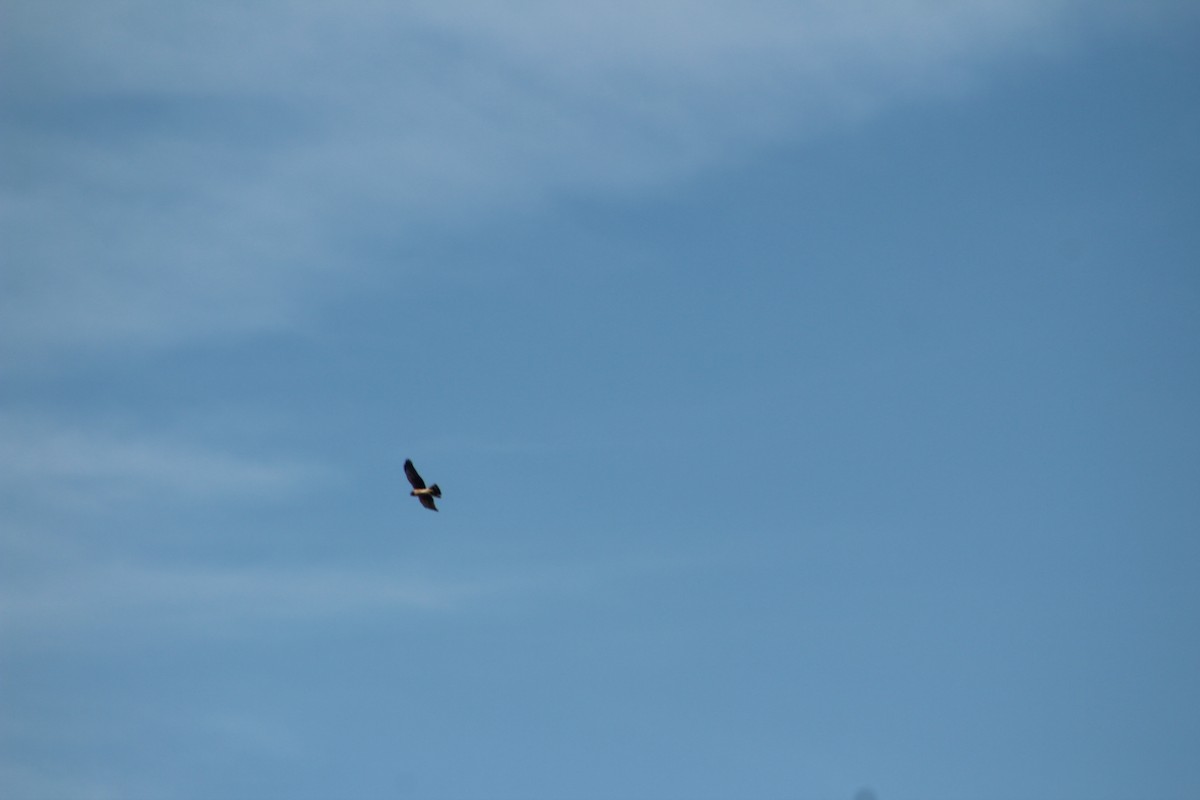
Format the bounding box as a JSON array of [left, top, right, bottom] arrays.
[[2, 2, 1199, 799]]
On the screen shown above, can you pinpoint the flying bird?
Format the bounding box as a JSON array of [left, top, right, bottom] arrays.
[[404, 459, 441, 511]]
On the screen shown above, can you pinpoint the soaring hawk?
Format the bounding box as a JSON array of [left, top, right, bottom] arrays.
[[404, 459, 441, 511]]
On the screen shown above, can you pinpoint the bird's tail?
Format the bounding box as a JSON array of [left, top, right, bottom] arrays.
[[429, 484, 441, 497]]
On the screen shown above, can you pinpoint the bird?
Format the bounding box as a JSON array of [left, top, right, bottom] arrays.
[[404, 459, 441, 511]]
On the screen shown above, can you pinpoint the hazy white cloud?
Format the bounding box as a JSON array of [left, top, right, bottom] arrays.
[[0, 554, 682, 650], [0, 413, 329, 504], [0, 561, 479, 642], [0, 0, 1169, 358], [0, 546, 701, 646], [0, 763, 149, 800]]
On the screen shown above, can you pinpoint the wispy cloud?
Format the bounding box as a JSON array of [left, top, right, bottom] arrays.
[[0, 561, 481, 643], [0, 546, 703, 647], [0, 413, 329, 504], [0, 762, 153, 800], [0, 1, 1165, 358]]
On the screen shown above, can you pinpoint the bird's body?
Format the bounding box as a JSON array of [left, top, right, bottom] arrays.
[[404, 459, 441, 511]]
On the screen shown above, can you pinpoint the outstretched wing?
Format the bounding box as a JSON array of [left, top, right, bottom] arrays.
[[403, 459, 426, 490], [418, 494, 438, 511]]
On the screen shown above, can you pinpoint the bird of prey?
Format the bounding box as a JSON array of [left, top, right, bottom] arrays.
[[404, 459, 442, 511]]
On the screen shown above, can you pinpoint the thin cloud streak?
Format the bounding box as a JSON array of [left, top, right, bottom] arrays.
[[0, 562, 485, 643], [0, 414, 330, 503], [0, 763, 147, 800], [1, 0, 1154, 359], [0, 549, 707, 647]]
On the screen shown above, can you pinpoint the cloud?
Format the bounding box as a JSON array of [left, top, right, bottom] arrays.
[[0, 0, 1166, 359], [0, 561, 482, 644], [0, 552, 685, 649], [0, 543, 703, 649], [0, 413, 329, 505], [0, 762, 148, 800]]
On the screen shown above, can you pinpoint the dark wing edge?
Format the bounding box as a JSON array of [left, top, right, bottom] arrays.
[[403, 459, 426, 489], [419, 495, 438, 511]]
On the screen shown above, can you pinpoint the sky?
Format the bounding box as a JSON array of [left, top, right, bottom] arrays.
[[2, 2, 1199, 799]]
